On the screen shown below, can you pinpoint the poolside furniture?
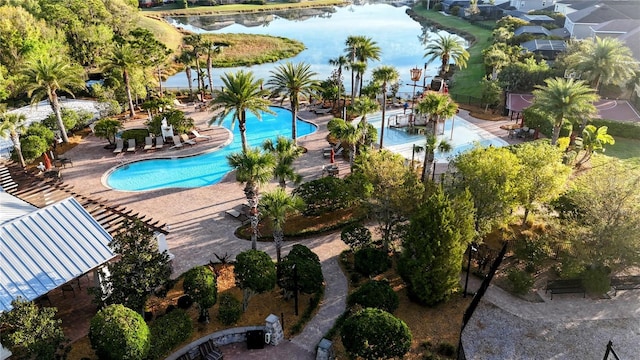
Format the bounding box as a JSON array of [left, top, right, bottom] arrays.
[[155, 136, 164, 150], [180, 134, 197, 146], [191, 129, 212, 141], [322, 164, 339, 177], [323, 143, 343, 158], [170, 135, 184, 150], [225, 205, 250, 224], [173, 99, 187, 108], [113, 138, 124, 154], [143, 136, 154, 151], [198, 339, 223, 360], [126, 139, 136, 152]]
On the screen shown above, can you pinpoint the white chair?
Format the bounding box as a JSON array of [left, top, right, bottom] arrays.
[[191, 129, 212, 141], [143, 136, 153, 151], [126, 139, 136, 152], [155, 136, 164, 150], [180, 134, 197, 146], [113, 139, 124, 154], [170, 135, 183, 150]]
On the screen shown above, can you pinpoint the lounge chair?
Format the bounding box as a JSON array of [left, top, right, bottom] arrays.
[[198, 339, 223, 360], [113, 138, 124, 154], [143, 136, 154, 151], [191, 129, 212, 141], [155, 136, 164, 150], [173, 99, 187, 108], [323, 143, 343, 158], [170, 135, 183, 150], [180, 134, 197, 146], [126, 139, 136, 152]]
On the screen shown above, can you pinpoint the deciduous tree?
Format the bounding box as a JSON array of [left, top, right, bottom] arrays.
[[183, 266, 217, 323], [234, 250, 277, 310]]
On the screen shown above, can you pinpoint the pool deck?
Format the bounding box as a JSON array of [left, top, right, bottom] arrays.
[[62, 104, 523, 276]]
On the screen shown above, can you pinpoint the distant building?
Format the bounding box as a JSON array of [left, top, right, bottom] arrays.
[[520, 39, 568, 59], [514, 25, 552, 36], [509, 0, 556, 12], [442, 0, 472, 12], [564, 2, 640, 38], [591, 19, 640, 61]]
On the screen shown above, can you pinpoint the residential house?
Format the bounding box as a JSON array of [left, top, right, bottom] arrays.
[[442, 0, 472, 12], [519, 14, 557, 24], [591, 19, 640, 60], [514, 25, 552, 36], [564, 2, 640, 38], [509, 0, 556, 12], [520, 39, 568, 60]]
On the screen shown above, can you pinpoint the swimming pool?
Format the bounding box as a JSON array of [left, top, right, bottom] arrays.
[[369, 109, 509, 161], [104, 107, 317, 191]]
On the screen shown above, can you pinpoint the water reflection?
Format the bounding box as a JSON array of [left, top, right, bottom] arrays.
[[164, 2, 463, 96]]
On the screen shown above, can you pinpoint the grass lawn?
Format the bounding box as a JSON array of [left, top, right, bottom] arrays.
[[138, 15, 184, 52], [410, 5, 493, 99], [599, 137, 640, 166]]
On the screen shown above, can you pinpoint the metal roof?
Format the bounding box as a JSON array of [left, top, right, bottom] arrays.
[[0, 188, 36, 225], [0, 197, 115, 312]]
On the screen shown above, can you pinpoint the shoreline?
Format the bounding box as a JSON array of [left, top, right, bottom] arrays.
[[141, 0, 349, 17]]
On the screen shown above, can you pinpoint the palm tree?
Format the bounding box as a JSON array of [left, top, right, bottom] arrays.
[[328, 117, 367, 170], [344, 35, 366, 104], [208, 70, 272, 153], [417, 134, 452, 182], [203, 40, 225, 97], [569, 37, 638, 93], [20, 55, 85, 143], [184, 35, 206, 100], [414, 92, 458, 136], [355, 37, 381, 95], [267, 62, 318, 144], [176, 50, 195, 99], [0, 112, 27, 167], [263, 136, 304, 189], [531, 77, 598, 145], [351, 61, 367, 99], [372, 65, 400, 148], [424, 33, 470, 76], [329, 55, 349, 107], [350, 96, 380, 147], [259, 188, 304, 264], [227, 148, 276, 250], [575, 125, 615, 167], [103, 43, 141, 118]]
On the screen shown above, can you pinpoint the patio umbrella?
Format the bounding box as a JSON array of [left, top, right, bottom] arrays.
[[43, 152, 52, 170], [330, 148, 335, 164]]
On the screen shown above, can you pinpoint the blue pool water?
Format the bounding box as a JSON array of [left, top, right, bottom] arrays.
[[105, 107, 316, 191]]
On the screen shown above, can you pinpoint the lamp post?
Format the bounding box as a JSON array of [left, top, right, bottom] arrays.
[[410, 67, 423, 116], [463, 243, 478, 298], [423, 63, 428, 89], [292, 263, 299, 316]]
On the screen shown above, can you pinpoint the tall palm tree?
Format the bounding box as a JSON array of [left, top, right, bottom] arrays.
[[227, 148, 276, 250], [176, 50, 195, 99], [184, 35, 206, 100], [372, 65, 400, 148], [344, 35, 366, 104], [208, 70, 272, 153], [0, 112, 27, 167], [350, 96, 380, 147], [103, 43, 141, 118], [20, 55, 85, 143], [262, 136, 304, 189], [351, 61, 367, 99], [203, 40, 225, 97], [415, 92, 458, 136], [417, 134, 452, 183], [355, 37, 381, 95], [531, 77, 598, 145], [424, 33, 470, 76], [259, 188, 304, 264], [267, 62, 318, 144], [569, 37, 638, 93], [329, 55, 349, 107]]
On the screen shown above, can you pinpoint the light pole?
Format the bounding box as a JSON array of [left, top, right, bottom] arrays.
[[423, 63, 428, 89], [463, 243, 478, 298], [410, 67, 423, 117], [292, 263, 299, 316]]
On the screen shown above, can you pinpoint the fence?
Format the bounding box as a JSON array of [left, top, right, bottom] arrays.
[[449, 92, 504, 115]]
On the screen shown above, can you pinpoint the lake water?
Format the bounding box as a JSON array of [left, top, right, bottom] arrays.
[[164, 2, 464, 96]]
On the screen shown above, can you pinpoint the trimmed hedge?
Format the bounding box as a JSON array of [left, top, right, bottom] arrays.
[[590, 119, 640, 140], [217, 293, 243, 326], [147, 309, 193, 360], [348, 280, 399, 313], [354, 248, 391, 276]]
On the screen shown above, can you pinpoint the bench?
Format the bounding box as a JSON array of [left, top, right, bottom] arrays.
[[611, 276, 640, 295], [545, 279, 585, 300]]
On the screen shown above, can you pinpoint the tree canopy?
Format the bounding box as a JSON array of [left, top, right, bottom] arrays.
[[341, 308, 412, 360]]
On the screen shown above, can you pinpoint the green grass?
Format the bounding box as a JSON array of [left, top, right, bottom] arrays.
[[142, 0, 347, 16], [138, 15, 184, 52], [601, 137, 640, 166], [410, 5, 493, 99]]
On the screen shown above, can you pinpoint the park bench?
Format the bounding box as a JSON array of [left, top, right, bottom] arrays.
[[545, 279, 585, 300], [610, 276, 640, 296]]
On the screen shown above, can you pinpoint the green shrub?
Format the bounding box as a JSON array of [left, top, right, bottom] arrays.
[[513, 238, 551, 267], [292, 177, 355, 216], [341, 308, 412, 360], [25, 123, 54, 145], [146, 109, 194, 136], [506, 269, 534, 295], [183, 266, 218, 322], [217, 293, 243, 325], [89, 304, 150, 360], [341, 223, 372, 251], [437, 342, 457, 357], [450, 5, 460, 16], [19, 135, 49, 162], [348, 280, 399, 313], [581, 265, 611, 293], [354, 247, 390, 276], [121, 128, 149, 146], [279, 244, 324, 294], [591, 118, 640, 140], [147, 309, 192, 360]]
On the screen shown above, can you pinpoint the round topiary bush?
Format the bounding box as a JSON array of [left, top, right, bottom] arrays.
[[348, 280, 399, 313], [341, 224, 372, 251], [182, 266, 218, 323], [147, 309, 192, 360], [354, 247, 390, 276], [89, 304, 150, 360], [341, 308, 412, 360], [217, 293, 243, 325]]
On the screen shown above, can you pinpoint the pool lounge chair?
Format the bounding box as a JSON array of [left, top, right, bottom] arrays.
[[191, 129, 212, 141], [323, 143, 343, 158], [180, 134, 197, 146], [170, 135, 183, 150], [113, 138, 124, 154], [143, 136, 154, 151], [155, 136, 164, 150], [126, 139, 136, 152]]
